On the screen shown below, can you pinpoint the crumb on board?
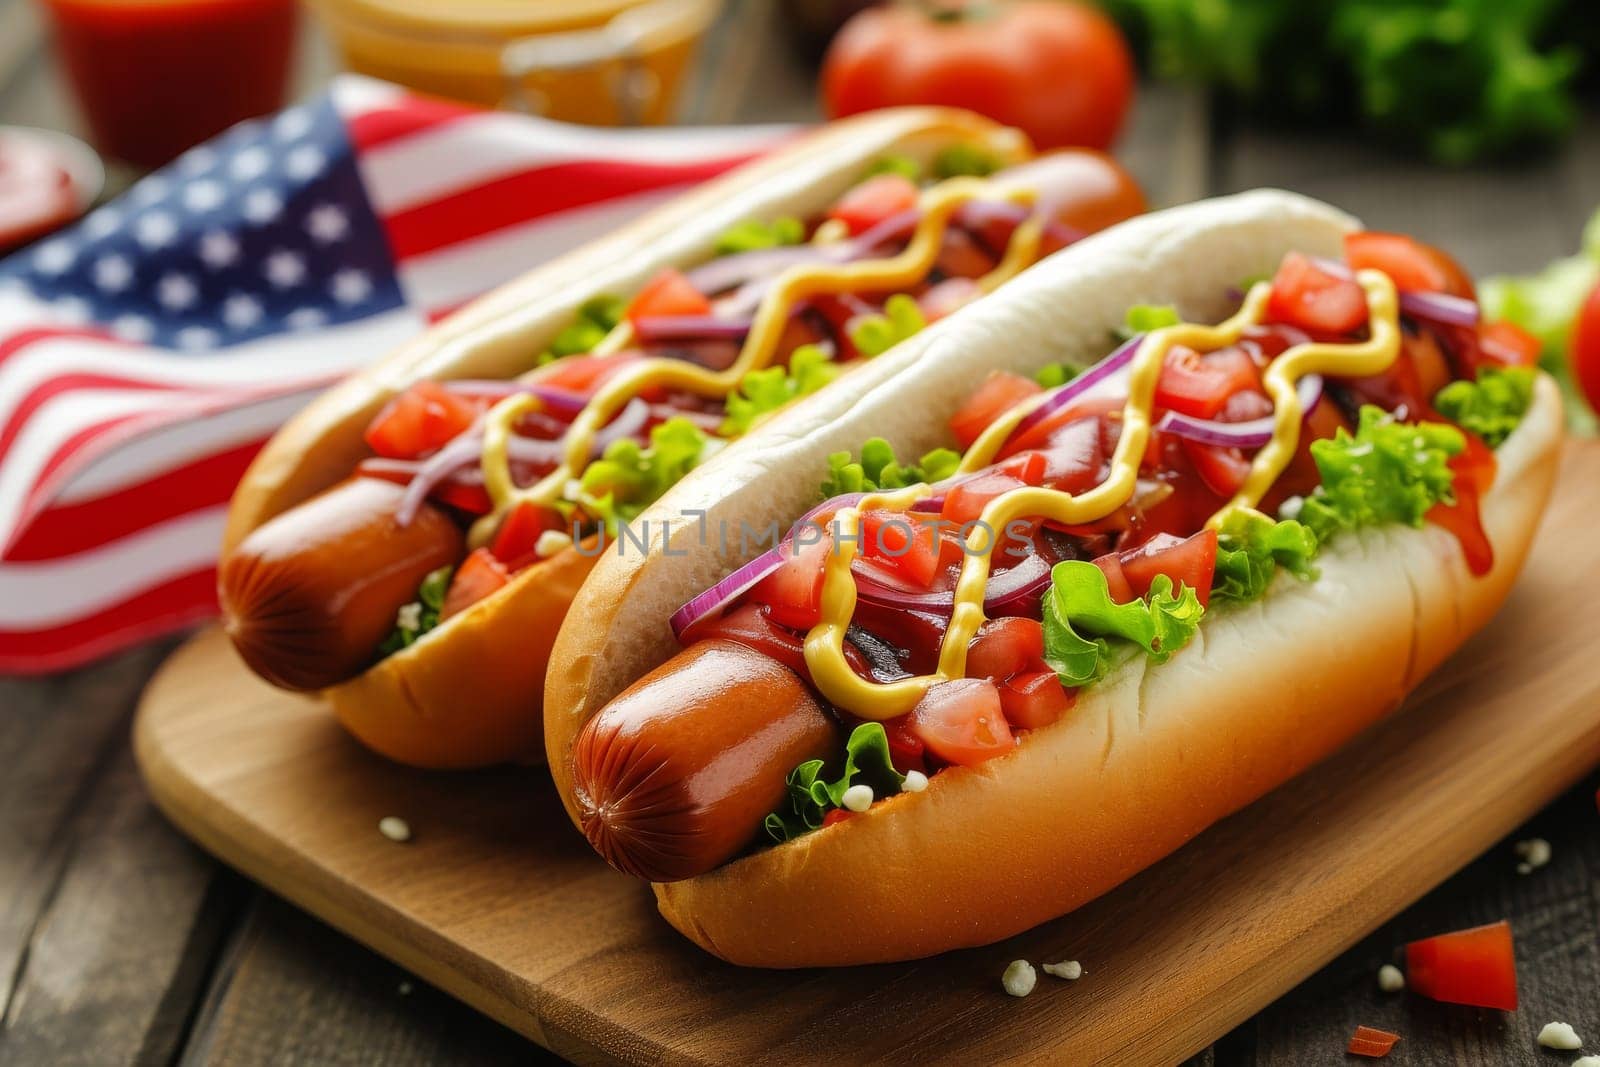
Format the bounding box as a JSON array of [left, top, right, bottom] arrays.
[[1377, 964, 1405, 993], [1514, 837, 1551, 873], [378, 816, 412, 843], [1042, 960, 1082, 980], [1537, 1022, 1582, 1050], [1002, 960, 1036, 998]]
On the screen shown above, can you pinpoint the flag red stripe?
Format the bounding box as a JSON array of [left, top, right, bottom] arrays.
[[5, 438, 266, 562], [0, 371, 191, 463], [381, 155, 759, 261], [0, 565, 217, 674], [345, 96, 477, 152], [0, 325, 121, 370]]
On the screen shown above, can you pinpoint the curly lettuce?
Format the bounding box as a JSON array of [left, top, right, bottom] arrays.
[[714, 215, 804, 256], [819, 437, 960, 499], [576, 417, 708, 534], [1041, 561, 1205, 687], [1292, 405, 1464, 544], [1212, 510, 1320, 604], [849, 294, 926, 358], [764, 722, 906, 842], [721, 344, 840, 436], [538, 294, 624, 365], [932, 143, 1001, 179], [378, 564, 452, 656], [1433, 366, 1537, 448], [866, 154, 921, 181]]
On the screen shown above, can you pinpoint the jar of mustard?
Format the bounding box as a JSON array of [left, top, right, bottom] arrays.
[[308, 0, 723, 124]]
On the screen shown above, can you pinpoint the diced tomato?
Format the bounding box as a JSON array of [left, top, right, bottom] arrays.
[[821, 808, 857, 828], [910, 678, 1015, 766], [1156, 344, 1261, 419], [1001, 406, 1113, 485], [1478, 319, 1541, 369], [627, 268, 711, 325], [998, 670, 1073, 730], [941, 452, 1047, 527], [950, 371, 1043, 450], [1092, 551, 1136, 603], [827, 173, 919, 236], [1180, 439, 1252, 499], [860, 510, 941, 588], [1346, 1025, 1401, 1059], [1118, 528, 1217, 608], [934, 229, 999, 280], [441, 547, 510, 620], [919, 277, 983, 321], [432, 478, 494, 517], [1404, 920, 1518, 1011], [883, 714, 927, 775], [1426, 435, 1495, 577], [536, 351, 642, 395], [364, 381, 480, 460], [1345, 232, 1475, 299], [1267, 252, 1368, 335], [490, 501, 563, 573], [681, 602, 808, 676], [966, 616, 1046, 682], [748, 535, 833, 630]]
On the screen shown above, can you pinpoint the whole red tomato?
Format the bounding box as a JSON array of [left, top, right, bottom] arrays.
[[1573, 278, 1600, 413], [821, 1, 1135, 151]]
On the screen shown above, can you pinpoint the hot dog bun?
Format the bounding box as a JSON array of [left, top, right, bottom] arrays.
[[543, 190, 1563, 965], [218, 109, 1031, 769]]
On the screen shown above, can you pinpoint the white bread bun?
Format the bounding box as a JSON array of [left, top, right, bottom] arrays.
[[542, 189, 1563, 965], [218, 108, 1030, 768]]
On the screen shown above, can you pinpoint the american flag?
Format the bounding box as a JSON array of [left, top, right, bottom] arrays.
[[0, 76, 789, 674]]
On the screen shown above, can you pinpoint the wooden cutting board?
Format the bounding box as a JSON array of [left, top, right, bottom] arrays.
[[134, 442, 1600, 1067]]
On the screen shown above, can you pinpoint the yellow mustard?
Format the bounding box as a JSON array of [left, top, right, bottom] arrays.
[[803, 270, 1402, 720], [472, 174, 1053, 542]]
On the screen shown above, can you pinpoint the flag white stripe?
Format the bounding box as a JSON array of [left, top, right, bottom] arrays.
[[0, 506, 225, 627]]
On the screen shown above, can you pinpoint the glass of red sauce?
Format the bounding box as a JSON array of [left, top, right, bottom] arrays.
[[37, 0, 299, 169]]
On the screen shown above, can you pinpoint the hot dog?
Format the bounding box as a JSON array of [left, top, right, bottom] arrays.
[[544, 190, 1563, 967], [573, 639, 839, 881], [219, 478, 462, 690], [217, 108, 1146, 769]]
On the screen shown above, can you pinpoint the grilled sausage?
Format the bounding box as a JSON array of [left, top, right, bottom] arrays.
[[572, 639, 841, 882], [219, 477, 463, 691]]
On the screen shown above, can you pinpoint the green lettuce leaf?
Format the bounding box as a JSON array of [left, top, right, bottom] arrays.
[[576, 417, 708, 534], [1212, 510, 1319, 604], [378, 564, 453, 656], [764, 722, 906, 842], [849, 294, 926, 358], [1041, 561, 1204, 687], [1035, 362, 1082, 388], [866, 154, 921, 181], [538, 294, 625, 365], [714, 215, 805, 256], [819, 437, 960, 499], [721, 344, 840, 436], [1294, 405, 1464, 544], [931, 143, 1001, 179], [1433, 366, 1537, 448]]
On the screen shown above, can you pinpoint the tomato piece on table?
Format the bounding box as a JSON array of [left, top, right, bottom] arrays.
[[1346, 1025, 1401, 1059], [490, 501, 564, 573], [966, 616, 1046, 682], [747, 536, 833, 630], [1180, 438, 1253, 499], [1573, 281, 1600, 412], [827, 172, 919, 236], [441, 547, 510, 620], [998, 670, 1073, 730], [1266, 252, 1368, 335], [859, 510, 941, 588], [951, 371, 1043, 450], [1119, 528, 1217, 608], [1477, 320, 1541, 369], [364, 381, 480, 460], [1155, 344, 1260, 419], [1404, 919, 1518, 1011], [1345, 231, 1475, 299], [910, 677, 1015, 766], [627, 269, 711, 324]]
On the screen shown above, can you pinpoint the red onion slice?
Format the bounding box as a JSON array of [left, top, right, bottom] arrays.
[[593, 397, 652, 451], [853, 548, 1053, 616], [1005, 333, 1143, 447], [444, 380, 590, 417], [396, 428, 485, 526], [631, 315, 753, 343], [1155, 374, 1324, 449]]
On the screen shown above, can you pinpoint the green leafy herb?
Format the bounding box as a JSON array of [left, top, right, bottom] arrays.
[[931, 143, 1001, 179], [1035, 362, 1082, 389], [713, 215, 805, 256], [721, 344, 840, 436], [1126, 303, 1181, 334], [764, 722, 906, 842], [1041, 561, 1204, 687], [1293, 405, 1464, 544], [576, 417, 708, 534], [378, 565, 453, 656], [849, 293, 927, 358], [1481, 206, 1600, 432], [819, 437, 960, 499], [538, 294, 626, 365], [1433, 366, 1537, 448], [1211, 510, 1320, 604], [866, 154, 922, 181]]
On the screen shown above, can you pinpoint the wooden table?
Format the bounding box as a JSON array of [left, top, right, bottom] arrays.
[[2, 1, 1598, 1063]]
